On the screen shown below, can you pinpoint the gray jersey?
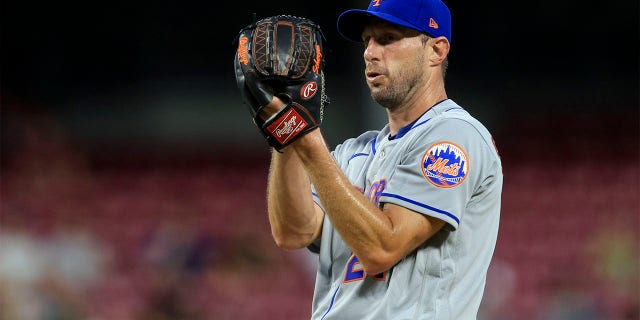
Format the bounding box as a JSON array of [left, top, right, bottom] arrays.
[[309, 99, 503, 320]]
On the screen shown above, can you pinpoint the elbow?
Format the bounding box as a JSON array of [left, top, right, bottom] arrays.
[[358, 250, 397, 275], [271, 232, 314, 250], [268, 207, 322, 251]]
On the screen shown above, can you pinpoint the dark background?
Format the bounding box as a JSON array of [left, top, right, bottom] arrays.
[[2, 1, 638, 154], [3, 0, 638, 109]]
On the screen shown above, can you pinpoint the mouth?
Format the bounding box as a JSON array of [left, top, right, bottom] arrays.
[[366, 70, 383, 84]]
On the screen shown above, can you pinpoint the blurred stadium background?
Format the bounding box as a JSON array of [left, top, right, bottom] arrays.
[[1, 1, 638, 319]]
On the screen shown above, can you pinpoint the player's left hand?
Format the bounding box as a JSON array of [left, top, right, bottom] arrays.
[[234, 14, 329, 151]]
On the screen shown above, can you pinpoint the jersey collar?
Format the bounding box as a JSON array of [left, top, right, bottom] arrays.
[[388, 99, 450, 140]]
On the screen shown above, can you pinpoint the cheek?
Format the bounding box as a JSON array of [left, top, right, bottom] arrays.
[[395, 43, 426, 65], [395, 51, 425, 75]]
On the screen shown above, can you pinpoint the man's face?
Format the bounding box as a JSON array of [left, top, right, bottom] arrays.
[[361, 20, 430, 109]]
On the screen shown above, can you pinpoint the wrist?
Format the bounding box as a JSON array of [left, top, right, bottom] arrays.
[[293, 129, 326, 154]]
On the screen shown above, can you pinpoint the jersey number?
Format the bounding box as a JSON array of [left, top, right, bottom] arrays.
[[366, 179, 387, 206], [343, 255, 386, 283]]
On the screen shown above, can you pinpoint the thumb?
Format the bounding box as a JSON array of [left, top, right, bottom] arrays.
[[244, 71, 275, 107]]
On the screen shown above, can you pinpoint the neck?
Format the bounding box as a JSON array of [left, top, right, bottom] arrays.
[[387, 82, 447, 135]]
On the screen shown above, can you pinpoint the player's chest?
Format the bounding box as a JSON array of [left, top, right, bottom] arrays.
[[344, 139, 403, 201]]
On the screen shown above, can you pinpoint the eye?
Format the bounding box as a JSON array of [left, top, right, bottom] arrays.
[[361, 31, 401, 46], [379, 33, 397, 45]]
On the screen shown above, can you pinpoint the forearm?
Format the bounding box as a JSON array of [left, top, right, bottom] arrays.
[[293, 130, 395, 270], [267, 147, 323, 249]]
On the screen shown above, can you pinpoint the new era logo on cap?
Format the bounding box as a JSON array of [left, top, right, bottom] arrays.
[[429, 18, 438, 29]]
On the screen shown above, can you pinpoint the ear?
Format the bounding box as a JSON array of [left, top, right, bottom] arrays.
[[429, 36, 450, 66]]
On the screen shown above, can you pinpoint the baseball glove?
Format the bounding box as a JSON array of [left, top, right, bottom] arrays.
[[234, 15, 328, 151]]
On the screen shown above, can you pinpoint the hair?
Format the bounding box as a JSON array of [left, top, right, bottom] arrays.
[[420, 34, 448, 79]]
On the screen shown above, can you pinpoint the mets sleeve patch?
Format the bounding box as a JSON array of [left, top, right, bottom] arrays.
[[421, 141, 469, 188]]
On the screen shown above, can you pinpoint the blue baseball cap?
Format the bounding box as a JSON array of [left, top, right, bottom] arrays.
[[337, 0, 451, 43]]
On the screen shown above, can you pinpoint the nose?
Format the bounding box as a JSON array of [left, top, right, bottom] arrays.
[[363, 38, 379, 62]]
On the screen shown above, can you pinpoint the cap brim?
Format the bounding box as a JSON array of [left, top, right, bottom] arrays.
[[337, 9, 424, 42]]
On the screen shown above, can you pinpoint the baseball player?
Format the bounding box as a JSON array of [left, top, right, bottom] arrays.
[[235, 0, 503, 319]]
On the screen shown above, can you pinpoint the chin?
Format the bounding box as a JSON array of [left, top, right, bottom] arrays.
[[370, 87, 385, 99]]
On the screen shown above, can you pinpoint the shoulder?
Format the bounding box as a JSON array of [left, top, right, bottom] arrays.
[[408, 101, 501, 164], [416, 101, 494, 141], [332, 130, 379, 160]]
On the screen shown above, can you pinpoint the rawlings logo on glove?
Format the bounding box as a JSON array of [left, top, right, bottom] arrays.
[[301, 81, 318, 99]]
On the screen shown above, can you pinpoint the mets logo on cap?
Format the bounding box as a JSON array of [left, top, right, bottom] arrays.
[[421, 141, 469, 188]]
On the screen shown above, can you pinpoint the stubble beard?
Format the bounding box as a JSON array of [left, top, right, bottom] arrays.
[[370, 56, 424, 111]]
